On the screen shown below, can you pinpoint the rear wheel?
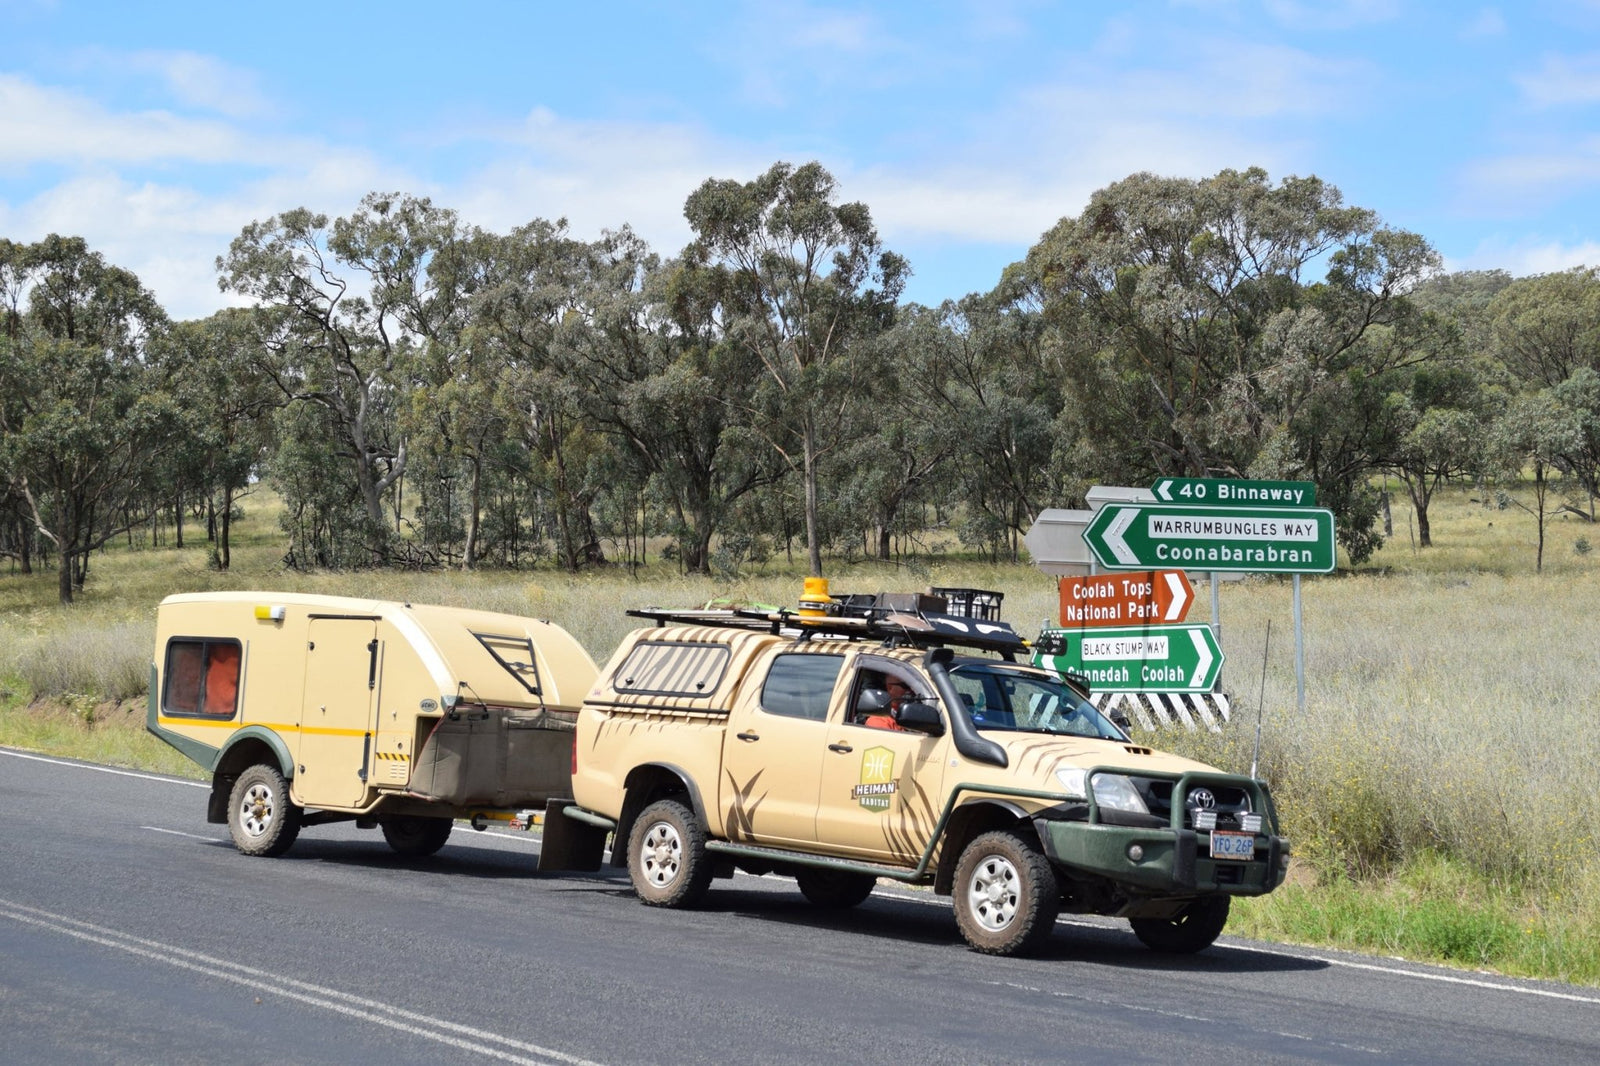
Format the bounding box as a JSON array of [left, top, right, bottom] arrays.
[[1130, 896, 1231, 953], [795, 868, 877, 909], [379, 815, 453, 857], [952, 830, 1059, 956], [228, 764, 302, 857], [628, 798, 712, 908]]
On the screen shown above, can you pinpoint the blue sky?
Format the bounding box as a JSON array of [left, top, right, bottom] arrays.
[[5, 0, 1600, 320]]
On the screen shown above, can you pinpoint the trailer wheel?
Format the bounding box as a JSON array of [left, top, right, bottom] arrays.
[[952, 830, 1059, 956], [228, 763, 302, 857], [1130, 896, 1231, 954], [795, 868, 877, 909], [628, 798, 711, 908], [379, 815, 453, 857]]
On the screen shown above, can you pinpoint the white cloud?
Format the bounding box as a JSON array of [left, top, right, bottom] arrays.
[[0, 73, 283, 167], [1464, 135, 1600, 203], [1449, 237, 1600, 276], [1515, 53, 1600, 106], [123, 50, 276, 119]]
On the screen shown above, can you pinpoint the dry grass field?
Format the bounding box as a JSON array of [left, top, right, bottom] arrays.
[[3, 479, 1598, 981]]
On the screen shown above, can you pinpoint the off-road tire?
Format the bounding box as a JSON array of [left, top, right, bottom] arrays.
[[379, 815, 453, 857], [952, 830, 1060, 956], [628, 798, 712, 908], [227, 763, 303, 857], [795, 868, 877, 909], [1130, 895, 1231, 953]]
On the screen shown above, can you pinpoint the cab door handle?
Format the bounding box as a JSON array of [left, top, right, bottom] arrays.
[[828, 742, 853, 753], [736, 731, 760, 742]]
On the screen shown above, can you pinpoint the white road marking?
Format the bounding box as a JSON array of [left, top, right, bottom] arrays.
[[140, 826, 218, 841], [0, 898, 609, 1066], [1, 748, 207, 787]]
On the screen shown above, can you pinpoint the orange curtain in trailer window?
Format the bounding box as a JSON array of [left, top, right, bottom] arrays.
[[203, 642, 241, 715], [162, 639, 241, 718]]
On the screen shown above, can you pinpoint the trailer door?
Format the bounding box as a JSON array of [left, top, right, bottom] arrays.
[[297, 616, 379, 808]]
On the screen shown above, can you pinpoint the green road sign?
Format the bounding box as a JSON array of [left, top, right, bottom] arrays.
[[1083, 503, 1337, 573], [1151, 477, 1317, 507], [1035, 623, 1223, 693]]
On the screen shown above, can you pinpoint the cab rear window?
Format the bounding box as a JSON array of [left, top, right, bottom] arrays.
[[759, 654, 844, 721], [163, 639, 242, 718]]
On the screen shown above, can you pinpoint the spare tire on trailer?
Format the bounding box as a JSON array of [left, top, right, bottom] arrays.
[[379, 815, 454, 857]]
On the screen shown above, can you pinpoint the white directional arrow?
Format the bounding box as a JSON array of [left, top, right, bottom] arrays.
[[1154, 478, 1175, 502], [1162, 570, 1190, 621], [1189, 628, 1213, 686], [1103, 507, 1140, 565]]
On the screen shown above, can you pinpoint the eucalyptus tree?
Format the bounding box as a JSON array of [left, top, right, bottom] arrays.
[[554, 230, 779, 574], [1491, 389, 1582, 572], [466, 217, 607, 571], [1488, 269, 1600, 518], [0, 235, 171, 603], [683, 160, 907, 576], [1025, 167, 1438, 562], [151, 310, 279, 568], [218, 194, 464, 564]]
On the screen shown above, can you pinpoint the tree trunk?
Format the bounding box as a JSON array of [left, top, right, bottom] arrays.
[[463, 457, 482, 570], [219, 486, 233, 570], [802, 418, 822, 576], [57, 554, 73, 605], [1416, 503, 1431, 548], [174, 485, 184, 549]]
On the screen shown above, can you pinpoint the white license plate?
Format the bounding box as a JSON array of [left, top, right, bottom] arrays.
[[1209, 831, 1255, 860]]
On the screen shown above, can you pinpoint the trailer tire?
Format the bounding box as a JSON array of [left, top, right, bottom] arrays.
[[952, 830, 1059, 956], [1130, 895, 1230, 954], [628, 798, 712, 908], [795, 868, 877, 909], [228, 763, 302, 857], [380, 815, 453, 857]]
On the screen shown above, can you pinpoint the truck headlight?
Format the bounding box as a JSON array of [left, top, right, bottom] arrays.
[[1090, 773, 1149, 814], [1054, 767, 1088, 800]]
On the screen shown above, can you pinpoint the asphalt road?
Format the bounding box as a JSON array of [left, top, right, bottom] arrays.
[[4, 747, 1599, 1065]]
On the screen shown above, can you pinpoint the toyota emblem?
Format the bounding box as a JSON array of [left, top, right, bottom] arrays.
[[1187, 787, 1216, 810]]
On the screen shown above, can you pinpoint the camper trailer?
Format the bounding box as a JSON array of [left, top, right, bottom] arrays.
[[148, 592, 598, 858]]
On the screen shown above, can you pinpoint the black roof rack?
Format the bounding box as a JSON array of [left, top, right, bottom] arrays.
[[625, 604, 1028, 657]]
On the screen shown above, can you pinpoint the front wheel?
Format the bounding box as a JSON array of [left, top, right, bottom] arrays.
[[1130, 896, 1231, 953], [952, 830, 1059, 956], [795, 868, 877, 909], [227, 764, 302, 857], [628, 798, 712, 908], [380, 815, 453, 857]]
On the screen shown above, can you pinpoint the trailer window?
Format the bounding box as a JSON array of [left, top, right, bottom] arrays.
[[474, 633, 543, 695], [163, 639, 242, 718]]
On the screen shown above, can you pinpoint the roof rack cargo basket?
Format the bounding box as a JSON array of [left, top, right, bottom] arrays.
[[929, 587, 1004, 621]]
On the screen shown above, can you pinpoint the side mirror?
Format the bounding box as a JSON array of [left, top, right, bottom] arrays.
[[896, 700, 945, 736]]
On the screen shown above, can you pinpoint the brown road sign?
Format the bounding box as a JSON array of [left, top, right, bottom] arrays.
[[1058, 570, 1195, 628]]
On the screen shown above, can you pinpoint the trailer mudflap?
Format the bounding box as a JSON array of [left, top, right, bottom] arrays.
[[537, 800, 609, 872]]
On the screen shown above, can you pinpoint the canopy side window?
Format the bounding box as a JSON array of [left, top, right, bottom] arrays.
[[162, 638, 242, 719], [613, 641, 731, 699]]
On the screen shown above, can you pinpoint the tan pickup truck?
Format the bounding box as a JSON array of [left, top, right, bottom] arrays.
[[548, 591, 1290, 956]]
